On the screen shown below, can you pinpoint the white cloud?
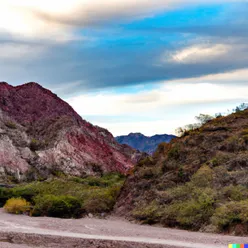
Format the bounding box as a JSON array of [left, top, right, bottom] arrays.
[[0, 0, 237, 40], [66, 68, 248, 136], [170, 44, 231, 64]]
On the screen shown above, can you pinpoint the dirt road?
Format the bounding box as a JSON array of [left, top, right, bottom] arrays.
[[0, 209, 247, 248]]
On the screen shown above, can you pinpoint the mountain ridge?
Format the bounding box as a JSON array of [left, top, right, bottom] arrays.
[[116, 132, 176, 154]]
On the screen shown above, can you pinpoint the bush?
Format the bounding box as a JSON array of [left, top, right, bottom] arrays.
[[191, 165, 214, 188], [137, 167, 160, 179], [162, 188, 216, 229], [221, 185, 248, 201], [168, 145, 180, 160], [3, 173, 125, 218], [33, 194, 82, 218], [30, 138, 41, 151], [132, 201, 162, 224], [211, 200, 248, 232], [4, 197, 31, 214], [83, 186, 121, 213], [0, 188, 11, 207], [5, 121, 16, 129]]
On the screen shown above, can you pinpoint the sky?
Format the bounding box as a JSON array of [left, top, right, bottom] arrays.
[[1, 0, 248, 136]]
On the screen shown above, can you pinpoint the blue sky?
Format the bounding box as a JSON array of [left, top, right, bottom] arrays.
[[0, 0, 248, 135]]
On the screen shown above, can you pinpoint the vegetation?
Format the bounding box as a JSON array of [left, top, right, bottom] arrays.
[[117, 107, 248, 235], [176, 103, 248, 137], [5, 121, 17, 129], [1, 173, 125, 218], [4, 198, 31, 214]]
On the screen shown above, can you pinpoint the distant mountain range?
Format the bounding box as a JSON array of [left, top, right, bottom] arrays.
[[115, 133, 176, 154]]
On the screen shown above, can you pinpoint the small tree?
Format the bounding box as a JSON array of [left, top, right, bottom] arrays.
[[195, 114, 214, 125], [233, 103, 248, 113]]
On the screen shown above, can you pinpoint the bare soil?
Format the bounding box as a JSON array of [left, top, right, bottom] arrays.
[[0, 209, 247, 248]]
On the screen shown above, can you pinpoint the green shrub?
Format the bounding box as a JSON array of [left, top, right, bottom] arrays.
[[132, 201, 162, 224], [168, 145, 180, 160], [83, 185, 121, 213], [0, 188, 11, 207], [163, 188, 216, 229], [211, 200, 248, 231], [221, 185, 248, 201], [3, 173, 125, 218], [191, 165, 214, 188], [33, 194, 82, 218], [4, 197, 31, 214], [11, 186, 38, 203]]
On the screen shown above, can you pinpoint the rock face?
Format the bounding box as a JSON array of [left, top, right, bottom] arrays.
[[116, 133, 176, 154], [0, 82, 141, 182]]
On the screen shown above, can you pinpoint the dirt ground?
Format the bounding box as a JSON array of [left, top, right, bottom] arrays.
[[0, 209, 247, 248]]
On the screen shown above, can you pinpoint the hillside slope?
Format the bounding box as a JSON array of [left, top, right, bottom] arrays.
[[0, 82, 141, 183], [116, 133, 176, 154], [116, 110, 248, 235]]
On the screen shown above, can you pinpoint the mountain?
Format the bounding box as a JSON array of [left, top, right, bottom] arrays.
[[115, 109, 248, 235], [0, 82, 141, 183], [115, 133, 176, 154]]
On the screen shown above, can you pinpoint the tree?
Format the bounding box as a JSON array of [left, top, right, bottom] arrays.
[[233, 103, 248, 113], [195, 114, 214, 125]]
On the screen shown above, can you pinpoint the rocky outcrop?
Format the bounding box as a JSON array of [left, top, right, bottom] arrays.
[[116, 133, 176, 154], [0, 82, 141, 182]]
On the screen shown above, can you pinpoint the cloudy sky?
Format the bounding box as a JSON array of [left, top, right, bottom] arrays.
[[1, 0, 248, 136]]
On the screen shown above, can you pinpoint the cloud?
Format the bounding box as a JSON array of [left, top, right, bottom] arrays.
[[66, 68, 248, 135], [0, 43, 45, 60], [169, 44, 231, 64], [0, 1, 247, 94], [0, 0, 239, 40]]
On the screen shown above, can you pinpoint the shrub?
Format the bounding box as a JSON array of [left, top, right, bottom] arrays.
[[191, 165, 214, 188], [132, 201, 162, 224], [4, 173, 125, 218], [211, 200, 248, 232], [163, 188, 216, 229], [83, 186, 121, 213], [137, 167, 160, 179], [221, 185, 248, 201], [5, 121, 16, 129], [4, 197, 31, 214], [0, 188, 11, 207], [11, 186, 38, 203], [168, 145, 180, 160], [30, 138, 41, 151], [33, 194, 82, 218]]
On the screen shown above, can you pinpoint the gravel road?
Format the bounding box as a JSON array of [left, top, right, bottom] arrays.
[[0, 209, 247, 248]]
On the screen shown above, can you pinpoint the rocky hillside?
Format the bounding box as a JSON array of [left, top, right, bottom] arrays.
[[0, 82, 141, 183], [116, 133, 176, 154], [116, 110, 248, 235]]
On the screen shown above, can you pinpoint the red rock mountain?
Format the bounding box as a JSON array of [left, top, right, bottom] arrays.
[[0, 82, 141, 182]]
